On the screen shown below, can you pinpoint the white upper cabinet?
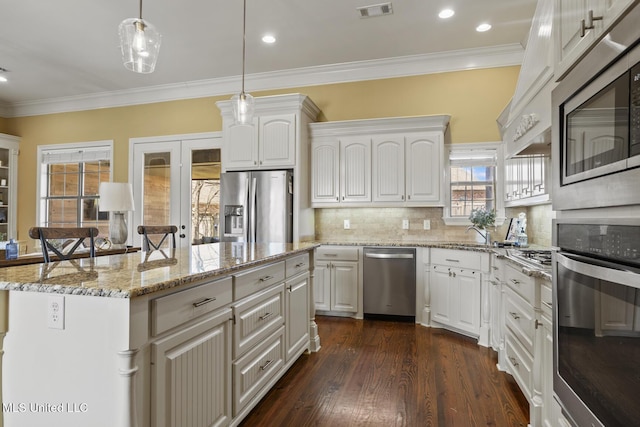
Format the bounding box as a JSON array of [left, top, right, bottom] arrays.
[[217, 94, 320, 171], [223, 113, 295, 169], [310, 115, 450, 207], [555, 0, 636, 81]]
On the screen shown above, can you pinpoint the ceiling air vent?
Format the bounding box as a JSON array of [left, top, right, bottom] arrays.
[[357, 2, 393, 18]]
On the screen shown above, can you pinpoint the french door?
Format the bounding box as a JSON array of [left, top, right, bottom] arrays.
[[130, 134, 222, 248]]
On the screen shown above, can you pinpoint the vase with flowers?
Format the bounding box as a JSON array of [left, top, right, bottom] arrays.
[[467, 207, 496, 245]]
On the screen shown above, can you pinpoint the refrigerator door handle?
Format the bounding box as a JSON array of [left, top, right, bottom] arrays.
[[249, 176, 257, 242]]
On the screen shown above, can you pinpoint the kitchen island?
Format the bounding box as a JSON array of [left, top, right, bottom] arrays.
[[0, 242, 319, 427]]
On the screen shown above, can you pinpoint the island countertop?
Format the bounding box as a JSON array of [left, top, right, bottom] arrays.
[[0, 242, 319, 298]]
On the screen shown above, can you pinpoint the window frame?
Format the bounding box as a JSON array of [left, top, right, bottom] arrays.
[[36, 141, 114, 232], [442, 142, 505, 227]]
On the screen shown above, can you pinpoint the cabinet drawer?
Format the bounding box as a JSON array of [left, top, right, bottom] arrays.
[[286, 253, 310, 278], [505, 287, 535, 354], [431, 248, 482, 270], [234, 261, 285, 300], [233, 283, 285, 358], [316, 246, 359, 261], [152, 277, 233, 336], [491, 254, 504, 283], [540, 282, 552, 319], [233, 326, 285, 416], [504, 263, 535, 305], [505, 333, 533, 399]]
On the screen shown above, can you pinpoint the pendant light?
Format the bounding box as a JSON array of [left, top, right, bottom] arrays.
[[230, 0, 255, 125], [118, 0, 161, 74]]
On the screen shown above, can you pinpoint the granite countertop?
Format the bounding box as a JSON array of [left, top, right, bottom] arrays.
[[319, 240, 553, 281], [0, 242, 319, 298]]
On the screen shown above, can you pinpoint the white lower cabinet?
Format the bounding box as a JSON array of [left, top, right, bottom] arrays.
[[314, 246, 359, 315], [149, 251, 314, 427], [152, 307, 233, 427], [429, 249, 488, 339]]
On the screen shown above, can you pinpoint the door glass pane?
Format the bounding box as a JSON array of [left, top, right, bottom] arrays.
[[143, 152, 171, 227], [191, 149, 221, 244]]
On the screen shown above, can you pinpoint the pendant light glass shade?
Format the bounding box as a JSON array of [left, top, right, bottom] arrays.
[[231, 92, 255, 125], [119, 0, 161, 74], [231, 0, 254, 125]]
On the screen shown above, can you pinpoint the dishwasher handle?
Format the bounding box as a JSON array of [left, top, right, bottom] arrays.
[[365, 253, 414, 259]]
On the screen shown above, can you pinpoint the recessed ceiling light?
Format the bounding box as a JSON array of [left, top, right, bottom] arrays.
[[262, 34, 276, 44], [0, 76, 7, 83], [438, 9, 455, 19], [476, 23, 492, 32]]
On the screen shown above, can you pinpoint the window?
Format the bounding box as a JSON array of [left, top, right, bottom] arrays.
[[37, 142, 113, 236], [443, 143, 505, 226]]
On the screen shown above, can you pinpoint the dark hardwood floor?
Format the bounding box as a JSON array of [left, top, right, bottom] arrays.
[[240, 316, 529, 427]]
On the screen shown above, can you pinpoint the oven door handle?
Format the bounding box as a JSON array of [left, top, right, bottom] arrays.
[[557, 252, 640, 288]]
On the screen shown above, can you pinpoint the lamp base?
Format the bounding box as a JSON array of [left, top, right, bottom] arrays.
[[110, 212, 128, 246]]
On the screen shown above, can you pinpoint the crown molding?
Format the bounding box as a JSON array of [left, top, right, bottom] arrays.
[[4, 44, 524, 118]]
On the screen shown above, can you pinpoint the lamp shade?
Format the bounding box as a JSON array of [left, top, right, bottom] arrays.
[[99, 182, 135, 212]]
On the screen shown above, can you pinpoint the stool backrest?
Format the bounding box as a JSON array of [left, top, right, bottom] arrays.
[[28, 227, 99, 263], [137, 225, 178, 251]]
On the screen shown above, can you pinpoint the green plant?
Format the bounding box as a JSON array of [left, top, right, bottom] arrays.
[[468, 207, 496, 229]]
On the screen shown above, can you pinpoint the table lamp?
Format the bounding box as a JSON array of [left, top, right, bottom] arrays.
[[99, 182, 134, 246]]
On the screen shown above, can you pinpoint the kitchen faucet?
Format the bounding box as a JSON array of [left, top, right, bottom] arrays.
[[466, 226, 491, 246]]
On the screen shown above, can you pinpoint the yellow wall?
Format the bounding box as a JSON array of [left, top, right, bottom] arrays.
[[5, 66, 519, 243], [0, 117, 8, 133]]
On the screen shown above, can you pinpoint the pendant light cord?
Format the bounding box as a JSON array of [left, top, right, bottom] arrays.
[[241, 0, 247, 95], [139, 0, 143, 19]]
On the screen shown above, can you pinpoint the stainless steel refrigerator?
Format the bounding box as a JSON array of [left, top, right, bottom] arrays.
[[220, 170, 293, 243]]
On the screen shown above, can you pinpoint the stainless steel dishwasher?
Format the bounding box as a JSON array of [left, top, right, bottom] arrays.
[[363, 247, 416, 319]]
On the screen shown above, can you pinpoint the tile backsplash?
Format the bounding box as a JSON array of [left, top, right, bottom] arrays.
[[314, 204, 553, 246]]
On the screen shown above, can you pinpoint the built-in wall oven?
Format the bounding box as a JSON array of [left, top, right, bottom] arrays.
[[553, 3, 640, 210], [553, 218, 640, 427]]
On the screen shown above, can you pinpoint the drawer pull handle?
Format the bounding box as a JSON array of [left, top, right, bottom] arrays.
[[492, 266, 498, 270], [324, 253, 338, 257], [259, 312, 273, 321], [445, 258, 460, 263], [510, 279, 521, 285], [295, 262, 306, 268], [509, 357, 519, 368], [509, 312, 520, 320], [541, 301, 552, 310], [490, 280, 499, 286], [259, 275, 274, 282], [260, 359, 273, 371], [193, 297, 216, 308]]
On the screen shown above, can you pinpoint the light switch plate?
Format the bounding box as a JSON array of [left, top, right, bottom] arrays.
[[344, 219, 350, 229], [423, 220, 431, 230], [402, 219, 409, 230]]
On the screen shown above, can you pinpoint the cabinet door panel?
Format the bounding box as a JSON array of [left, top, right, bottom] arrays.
[[259, 114, 296, 167], [556, 0, 593, 73], [372, 136, 404, 202], [226, 121, 259, 168], [152, 308, 232, 427], [331, 261, 358, 312], [456, 270, 481, 335], [341, 137, 371, 202], [314, 263, 331, 311], [311, 142, 340, 203], [430, 266, 452, 324], [286, 274, 310, 361], [406, 133, 441, 202]]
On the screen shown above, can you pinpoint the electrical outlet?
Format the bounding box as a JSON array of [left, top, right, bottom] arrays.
[[344, 219, 350, 229], [47, 295, 65, 330], [402, 219, 409, 230], [423, 220, 431, 230]]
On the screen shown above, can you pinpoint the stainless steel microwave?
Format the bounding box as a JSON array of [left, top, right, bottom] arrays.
[[553, 4, 640, 211]]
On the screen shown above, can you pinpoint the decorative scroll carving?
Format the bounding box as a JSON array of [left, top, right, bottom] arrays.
[[512, 113, 539, 142]]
